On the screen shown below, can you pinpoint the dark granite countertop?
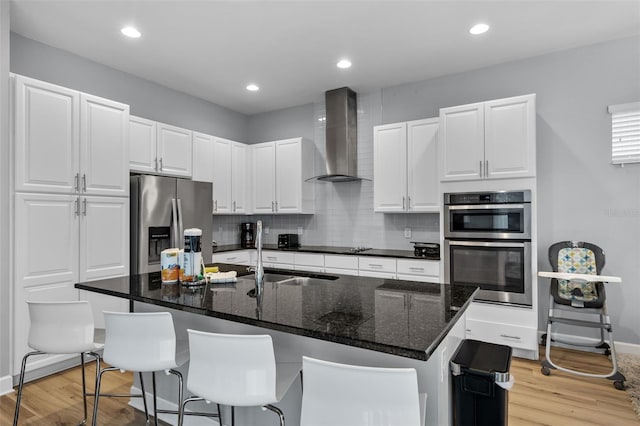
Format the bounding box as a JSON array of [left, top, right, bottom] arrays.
[[75, 265, 475, 361], [213, 244, 440, 261]]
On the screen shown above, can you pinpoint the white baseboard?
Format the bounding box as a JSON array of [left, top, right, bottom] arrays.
[[537, 331, 640, 355], [0, 375, 13, 396], [128, 385, 219, 426]]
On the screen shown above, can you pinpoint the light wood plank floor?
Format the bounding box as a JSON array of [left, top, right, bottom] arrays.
[[0, 347, 638, 425]]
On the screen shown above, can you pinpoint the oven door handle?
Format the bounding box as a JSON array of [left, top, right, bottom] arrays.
[[447, 240, 527, 248], [446, 204, 526, 210]]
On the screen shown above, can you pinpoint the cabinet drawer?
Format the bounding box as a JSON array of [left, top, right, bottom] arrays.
[[293, 265, 324, 273], [358, 256, 396, 273], [294, 253, 324, 267], [263, 250, 295, 265], [465, 318, 537, 350], [324, 267, 358, 276], [397, 259, 439, 278], [212, 250, 250, 265], [325, 255, 358, 270]]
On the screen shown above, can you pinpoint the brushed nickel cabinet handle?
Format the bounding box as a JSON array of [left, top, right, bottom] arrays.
[[154, 157, 158, 171], [479, 160, 483, 178], [74, 173, 79, 192], [82, 198, 87, 216], [485, 160, 489, 178], [74, 197, 80, 216], [402, 196, 405, 210], [159, 158, 163, 171], [233, 200, 236, 212], [500, 334, 521, 340], [82, 174, 87, 192]]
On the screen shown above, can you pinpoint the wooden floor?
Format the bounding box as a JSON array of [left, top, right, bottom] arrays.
[[0, 347, 638, 425]]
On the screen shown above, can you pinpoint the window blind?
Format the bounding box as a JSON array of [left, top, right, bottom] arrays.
[[609, 101, 640, 165]]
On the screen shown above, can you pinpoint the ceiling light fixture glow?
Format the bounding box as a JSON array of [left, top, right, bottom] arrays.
[[469, 23, 490, 35], [246, 84, 260, 92], [121, 26, 141, 38], [336, 59, 352, 69]]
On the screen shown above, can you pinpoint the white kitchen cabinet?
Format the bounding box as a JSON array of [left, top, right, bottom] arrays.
[[13, 192, 129, 374], [324, 255, 359, 276], [129, 116, 157, 173], [373, 118, 439, 212], [78, 290, 129, 329], [212, 250, 251, 266], [79, 196, 129, 281], [192, 131, 214, 183], [440, 94, 536, 181], [251, 138, 314, 214], [157, 122, 192, 177], [14, 75, 129, 196], [396, 259, 440, 283], [293, 253, 324, 273], [358, 256, 396, 279], [212, 138, 248, 214], [465, 318, 538, 351], [262, 250, 295, 269], [129, 117, 193, 177]]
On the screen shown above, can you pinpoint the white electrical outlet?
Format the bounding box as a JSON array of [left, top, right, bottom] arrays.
[[298, 227, 303, 235], [404, 227, 411, 238], [264, 226, 270, 234], [218, 226, 223, 234]]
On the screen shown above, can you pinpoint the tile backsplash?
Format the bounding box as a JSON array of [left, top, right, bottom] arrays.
[[212, 90, 440, 250]]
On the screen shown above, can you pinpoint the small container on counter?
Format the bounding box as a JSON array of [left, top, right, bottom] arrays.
[[160, 248, 180, 283]]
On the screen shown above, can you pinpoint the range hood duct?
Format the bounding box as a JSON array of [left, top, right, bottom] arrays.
[[312, 87, 362, 182]]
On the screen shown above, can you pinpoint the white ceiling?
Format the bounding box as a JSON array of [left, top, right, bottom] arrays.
[[9, 0, 640, 115]]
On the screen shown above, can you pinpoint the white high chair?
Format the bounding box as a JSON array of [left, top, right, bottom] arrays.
[[14, 301, 102, 426], [300, 356, 426, 426]]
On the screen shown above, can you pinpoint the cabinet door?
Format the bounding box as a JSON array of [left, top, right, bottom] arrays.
[[374, 290, 409, 346], [14, 75, 79, 194], [79, 290, 129, 329], [373, 123, 408, 212], [212, 137, 233, 213], [407, 118, 439, 212], [275, 139, 302, 213], [157, 122, 192, 177], [409, 293, 442, 345], [252, 142, 276, 213], [79, 196, 129, 282], [231, 142, 248, 213], [192, 132, 214, 183], [129, 116, 157, 173], [80, 94, 129, 196], [440, 103, 484, 181], [484, 94, 536, 179], [14, 193, 79, 288]]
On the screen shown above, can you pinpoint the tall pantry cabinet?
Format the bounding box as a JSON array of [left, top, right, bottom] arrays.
[[12, 75, 129, 376]]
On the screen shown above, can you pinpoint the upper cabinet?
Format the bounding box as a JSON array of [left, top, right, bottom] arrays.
[[251, 137, 314, 214], [192, 131, 215, 183], [14, 75, 129, 196], [440, 94, 536, 181], [129, 116, 193, 178], [373, 118, 439, 212], [212, 137, 248, 214]]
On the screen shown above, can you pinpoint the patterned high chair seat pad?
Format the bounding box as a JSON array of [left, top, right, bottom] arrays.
[[557, 247, 599, 302]]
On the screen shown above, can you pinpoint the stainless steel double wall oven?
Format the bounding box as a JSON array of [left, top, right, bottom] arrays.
[[444, 190, 532, 306]]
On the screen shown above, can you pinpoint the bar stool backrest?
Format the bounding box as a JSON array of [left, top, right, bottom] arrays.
[[103, 311, 177, 372], [300, 356, 422, 426], [27, 301, 96, 354], [186, 329, 277, 406]]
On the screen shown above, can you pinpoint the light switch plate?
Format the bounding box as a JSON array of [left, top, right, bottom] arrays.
[[404, 227, 411, 238], [297, 227, 303, 235], [264, 226, 270, 234]]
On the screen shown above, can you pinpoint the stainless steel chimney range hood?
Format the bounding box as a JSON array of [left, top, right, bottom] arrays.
[[310, 87, 364, 182]]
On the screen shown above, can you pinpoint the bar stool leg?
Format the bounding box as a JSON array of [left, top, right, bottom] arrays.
[[264, 404, 285, 426], [92, 366, 119, 426], [80, 353, 88, 425], [13, 351, 43, 426], [152, 372, 159, 426], [139, 372, 150, 424]]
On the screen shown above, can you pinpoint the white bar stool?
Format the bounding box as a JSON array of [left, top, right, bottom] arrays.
[[300, 356, 426, 426], [14, 301, 103, 426], [92, 311, 188, 426], [179, 329, 301, 426]]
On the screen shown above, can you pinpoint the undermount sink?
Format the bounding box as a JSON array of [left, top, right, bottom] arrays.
[[242, 271, 338, 287]]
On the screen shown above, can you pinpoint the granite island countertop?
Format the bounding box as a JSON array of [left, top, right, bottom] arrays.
[[213, 244, 440, 260], [75, 265, 476, 361]]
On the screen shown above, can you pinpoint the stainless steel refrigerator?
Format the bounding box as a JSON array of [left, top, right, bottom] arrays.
[[130, 175, 212, 275]]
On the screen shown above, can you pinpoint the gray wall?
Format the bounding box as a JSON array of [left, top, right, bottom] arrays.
[[10, 33, 249, 141], [0, 1, 11, 384], [247, 103, 315, 144]]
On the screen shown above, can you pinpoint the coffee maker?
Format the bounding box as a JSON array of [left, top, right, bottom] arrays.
[[240, 222, 255, 248]]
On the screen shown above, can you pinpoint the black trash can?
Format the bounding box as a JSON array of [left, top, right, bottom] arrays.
[[450, 339, 512, 426]]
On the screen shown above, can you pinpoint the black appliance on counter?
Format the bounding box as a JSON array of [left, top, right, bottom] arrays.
[[240, 222, 255, 248], [278, 233, 300, 249], [412, 242, 440, 259]]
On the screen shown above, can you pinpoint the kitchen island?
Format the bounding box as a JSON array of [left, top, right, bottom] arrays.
[[76, 266, 477, 425]]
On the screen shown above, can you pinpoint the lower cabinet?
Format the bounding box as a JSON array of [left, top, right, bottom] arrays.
[[324, 255, 359, 276], [293, 253, 324, 273], [358, 257, 396, 279], [396, 259, 439, 283], [262, 250, 295, 269], [465, 318, 538, 351], [211, 250, 252, 266]]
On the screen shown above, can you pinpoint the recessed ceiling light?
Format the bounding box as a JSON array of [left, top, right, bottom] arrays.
[[469, 23, 490, 35], [121, 26, 141, 38], [246, 84, 260, 92], [336, 59, 352, 69]]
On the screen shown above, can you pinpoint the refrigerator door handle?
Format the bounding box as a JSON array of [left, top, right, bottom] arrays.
[[171, 198, 179, 248], [177, 198, 184, 248]]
